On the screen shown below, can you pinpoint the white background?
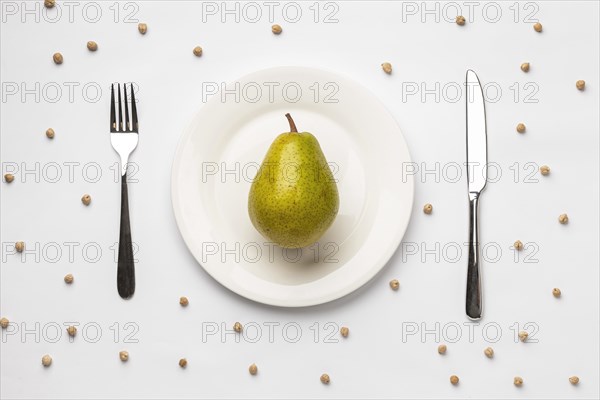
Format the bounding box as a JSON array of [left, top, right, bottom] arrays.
[[1, 1, 599, 398]]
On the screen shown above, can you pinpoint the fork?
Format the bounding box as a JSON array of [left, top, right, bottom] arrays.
[[110, 83, 138, 299]]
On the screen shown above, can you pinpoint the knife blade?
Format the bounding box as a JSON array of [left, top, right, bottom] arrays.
[[465, 70, 488, 320], [466, 70, 488, 194]]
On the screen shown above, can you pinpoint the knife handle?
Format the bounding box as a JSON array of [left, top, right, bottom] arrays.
[[466, 194, 482, 320]]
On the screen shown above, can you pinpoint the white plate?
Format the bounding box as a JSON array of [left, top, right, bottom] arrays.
[[171, 66, 414, 307]]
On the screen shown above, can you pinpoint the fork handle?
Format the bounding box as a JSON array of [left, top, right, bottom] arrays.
[[117, 172, 135, 299], [466, 194, 482, 320]]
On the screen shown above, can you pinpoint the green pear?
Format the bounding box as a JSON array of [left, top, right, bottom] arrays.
[[248, 114, 339, 248]]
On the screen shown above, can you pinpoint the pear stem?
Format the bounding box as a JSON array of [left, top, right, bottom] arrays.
[[285, 113, 298, 133]]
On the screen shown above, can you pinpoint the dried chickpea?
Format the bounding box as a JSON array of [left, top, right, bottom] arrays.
[[540, 165, 550, 176], [81, 194, 91, 206], [438, 344, 447, 354], [514, 240, 524, 251], [64, 274, 74, 284], [233, 322, 242, 333], [138, 23, 147, 34], [320, 373, 330, 384], [340, 326, 349, 337], [87, 41, 98, 52], [552, 288, 561, 298], [44, 0, 55, 8], [381, 62, 392, 74], [249, 363, 258, 375], [516, 123, 526, 133], [179, 358, 187, 368], [46, 128, 55, 139], [119, 350, 129, 362], [514, 376, 523, 386], [518, 331, 528, 342], [559, 213, 569, 224], [4, 174, 14, 183], [67, 326, 77, 337], [193, 46, 203, 57], [569, 376, 579, 385], [484, 347, 494, 358], [576, 80, 585, 91], [180, 296, 189, 307], [389, 279, 400, 291], [450, 375, 459, 385], [456, 16, 466, 26], [423, 203, 433, 214], [271, 24, 282, 34], [15, 241, 25, 253], [533, 22, 542, 32], [53, 52, 63, 65], [0, 318, 9, 329], [42, 354, 52, 367], [521, 62, 530, 72]]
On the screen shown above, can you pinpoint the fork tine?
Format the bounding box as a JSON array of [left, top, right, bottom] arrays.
[[130, 83, 138, 132], [123, 83, 130, 132], [110, 84, 116, 131], [117, 83, 123, 131]]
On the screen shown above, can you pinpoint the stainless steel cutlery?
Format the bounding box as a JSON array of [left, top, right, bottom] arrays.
[[110, 83, 138, 299], [465, 70, 488, 320]]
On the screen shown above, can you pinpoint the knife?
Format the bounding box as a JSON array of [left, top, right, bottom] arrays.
[[465, 70, 488, 320]]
